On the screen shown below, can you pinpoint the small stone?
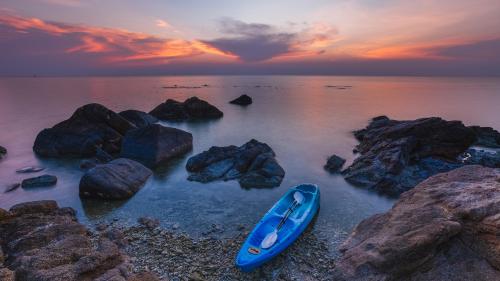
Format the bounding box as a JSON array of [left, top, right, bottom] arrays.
[[21, 174, 57, 188], [16, 166, 45, 173]]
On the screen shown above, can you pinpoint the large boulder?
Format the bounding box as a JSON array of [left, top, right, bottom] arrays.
[[33, 103, 135, 158], [186, 139, 285, 188], [121, 124, 193, 168], [334, 165, 500, 281], [119, 110, 158, 128], [149, 97, 223, 121], [229, 94, 252, 106], [80, 158, 152, 200], [342, 116, 477, 195], [0, 200, 158, 281], [0, 145, 6, 159]]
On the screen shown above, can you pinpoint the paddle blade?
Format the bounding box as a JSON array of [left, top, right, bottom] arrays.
[[294, 191, 305, 205], [261, 230, 278, 249]]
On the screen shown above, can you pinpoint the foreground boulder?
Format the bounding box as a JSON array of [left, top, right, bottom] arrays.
[[0, 145, 6, 159], [80, 158, 152, 200], [33, 103, 135, 158], [229, 94, 252, 106], [121, 124, 193, 168], [0, 200, 158, 281], [186, 139, 285, 188], [149, 97, 223, 121], [119, 110, 158, 128], [334, 165, 500, 281], [342, 116, 477, 195]]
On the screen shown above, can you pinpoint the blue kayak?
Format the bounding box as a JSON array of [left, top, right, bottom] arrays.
[[235, 184, 320, 271]]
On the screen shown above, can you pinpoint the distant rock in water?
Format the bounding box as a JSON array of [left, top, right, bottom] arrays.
[[33, 103, 135, 158], [119, 110, 158, 128], [0, 145, 6, 159], [79, 158, 152, 200], [21, 174, 57, 188], [149, 97, 223, 121], [186, 139, 285, 188], [334, 165, 500, 281], [121, 124, 193, 168], [229, 94, 252, 106], [324, 154, 346, 173]]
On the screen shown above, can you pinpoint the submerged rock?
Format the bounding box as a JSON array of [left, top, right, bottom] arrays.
[[119, 110, 158, 128], [21, 174, 57, 188], [324, 154, 346, 173], [80, 158, 152, 200], [229, 94, 252, 106], [186, 139, 285, 188], [334, 165, 500, 281], [0, 145, 6, 159], [33, 103, 135, 158], [149, 97, 223, 121], [121, 124, 193, 168]]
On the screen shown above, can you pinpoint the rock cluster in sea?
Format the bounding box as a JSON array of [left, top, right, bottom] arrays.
[[229, 94, 253, 106], [0, 145, 6, 159], [149, 96, 223, 121], [186, 139, 285, 188], [334, 165, 500, 280]]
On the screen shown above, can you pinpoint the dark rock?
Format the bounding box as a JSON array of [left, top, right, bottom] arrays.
[[343, 116, 477, 195], [229, 94, 252, 106], [119, 110, 158, 128], [16, 166, 45, 173], [80, 147, 114, 170], [138, 217, 160, 229], [4, 183, 20, 193], [469, 125, 500, 148], [79, 158, 152, 200], [21, 174, 57, 188], [459, 148, 500, 168], [186, 139, 285, 188], [0, 145, 6, 159], [324, 154, 346, 173], [334, 166, 500, 281], [121, 124, 193, 168], [149, 97, 223, 121], [80, 159, 99, 170], [33, 103, 135, 158]]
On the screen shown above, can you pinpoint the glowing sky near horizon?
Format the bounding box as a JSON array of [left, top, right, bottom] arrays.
[[1, 0, 500, 75]]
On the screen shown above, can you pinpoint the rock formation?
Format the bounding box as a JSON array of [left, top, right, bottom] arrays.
[[149, 97, 223, 121], [229, 94, 252, 106], [119, 110, 158, 128], [324, 154, 346, 173]]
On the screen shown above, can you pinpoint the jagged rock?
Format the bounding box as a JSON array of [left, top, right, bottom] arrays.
[[186, 139, 285, 188], [0, 200, 158, 281], [0, 145, 6, 159], [334, 165, 500, 281], [470, 125, 500, 148], [21, 174, 57, 188], [79, 158, 152, 200], [459, 148, 500, 168], [33, 103, 135, 158], [324, 155, 346, 173], [149, 97, 223, 121], [229, 94, 252, 106], [119, 110, 158, 128], [121, 124, 193, 168]]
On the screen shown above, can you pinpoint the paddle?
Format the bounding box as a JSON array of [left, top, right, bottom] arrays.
[[261, 191, 304, 249]]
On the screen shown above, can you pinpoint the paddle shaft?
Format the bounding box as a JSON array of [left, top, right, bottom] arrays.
[[276, 200, 299, 231]]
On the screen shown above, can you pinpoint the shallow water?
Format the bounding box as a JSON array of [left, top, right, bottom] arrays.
[[1, 75, 499, 253]]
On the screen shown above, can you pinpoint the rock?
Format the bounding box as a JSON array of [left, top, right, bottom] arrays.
[[16, 166, 45, 173], [324, 154, 346, 173], [138, 217, 160, 229], [119, 110, 158, 128], [469, 125, 500, 148], [33, 103, 135, 158], [0, 200, 158, 281], [121, 124, 193, 168], [186, 139, 285, 188], [149, 97, 223, 121], [0, 145, 6, 159], [229, 94, 252, 106], [4, 183, 20, 193], [459, 148, 500, 168], [334, 166, 500, 281], [21, 174, 57, 188], [342, 116, 477, 195], [79, 158, 152, 200]]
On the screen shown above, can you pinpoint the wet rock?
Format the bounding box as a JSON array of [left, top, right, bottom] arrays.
[[138, 217, 160, 229], [186, 139, 285, 188], [342, 116, 477, 195], [21, 174, 57, 188], [334, 165, 500, 281], [119, 110, 158, 128], [80, 158, 152, 200], [459, 148, 500, 168], [121, 124, 193, 168], [149, 96, 223, 121], [4, 183, 20, 193], [0, 145, 6, 159], [469, 125, 500, 148], [16, 166, 45, 173], [33, 103, 135, 158], [324, 154, 346, 173], [229, 94, 252, 106]]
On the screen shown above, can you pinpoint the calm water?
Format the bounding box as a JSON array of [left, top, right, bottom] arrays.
[[1, 76, 499, 253]]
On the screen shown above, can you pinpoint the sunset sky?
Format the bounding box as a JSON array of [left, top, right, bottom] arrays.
[[1, 0, 500, 76]]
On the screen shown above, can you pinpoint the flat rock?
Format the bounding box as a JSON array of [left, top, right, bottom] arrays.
[[324, 154, 346, 173], [4, 183, 20, 193], [121, 124, 193, 168], [149, 96, 223, 121], [186, 139, 285, 188], [229, 94, 252, 106], [0, 145, 6, 159], [21, 174, 57, 188], [119, 110, 158, 128], [334, 165, 500, 281], [16, 166, 45, 173], [80, 158, 152, 200]]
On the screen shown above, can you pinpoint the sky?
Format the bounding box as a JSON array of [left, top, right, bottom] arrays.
[[1, 0, 500, 76]]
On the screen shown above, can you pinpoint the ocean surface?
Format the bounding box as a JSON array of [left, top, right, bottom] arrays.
[[1, 76, 499, 253]]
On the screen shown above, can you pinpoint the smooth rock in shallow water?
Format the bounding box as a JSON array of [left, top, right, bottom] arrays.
[[334, 166, 500, 281], [79, 158, 152, 200], [16, 166, 45, 173], [4, 183, 20, 193], [119, 110, 158, 128], [229, 94, 252, 106], [33, 103, 135, 158], [324, 154, 346, 173], [0, 145, 6, 159], [149, 96, 223, 121], [21, 174, 57, 188], [121, 124, 193, 168]]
